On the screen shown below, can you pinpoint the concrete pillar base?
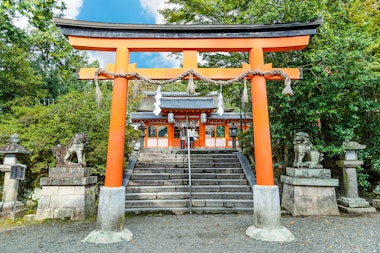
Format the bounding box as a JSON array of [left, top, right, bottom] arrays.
[[83, 186, 133, 244], [246, 185, 295, 242], [82, 228, 133, 244]]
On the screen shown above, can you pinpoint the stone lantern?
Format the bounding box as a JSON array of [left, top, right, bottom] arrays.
[[0, 134, 30, 218], [229, 123, 238, 150], [336, 139, 376, 213], [138, 121, 146, 149]]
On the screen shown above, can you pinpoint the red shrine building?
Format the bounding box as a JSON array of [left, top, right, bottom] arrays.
[[131, 91, 251, 149]]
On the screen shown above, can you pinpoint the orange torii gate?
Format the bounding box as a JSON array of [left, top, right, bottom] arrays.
[[54, 18, 321, 243]]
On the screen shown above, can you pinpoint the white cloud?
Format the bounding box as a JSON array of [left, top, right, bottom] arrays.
[[144, 52, 181, 68], [61, 0, 83, 19], [139, 0, 167, 24], [12, 0, 83, 30], [88, 51, 115, 68]]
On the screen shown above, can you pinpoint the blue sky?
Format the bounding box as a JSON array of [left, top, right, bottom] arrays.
[[61, 0, 180, 68]]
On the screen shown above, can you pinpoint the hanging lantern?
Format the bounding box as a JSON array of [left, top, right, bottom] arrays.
[[168, 113, 175, 123], [200, 113, 207, 123]]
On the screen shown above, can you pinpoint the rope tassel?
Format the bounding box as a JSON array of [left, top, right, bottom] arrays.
[[282, 78, 294, 96], [242, 77, 249, 104], [92, 68, 295, 109], [94, 74, 103, 108], [216, 85, 224, 116], [187, 73, 195, 94]]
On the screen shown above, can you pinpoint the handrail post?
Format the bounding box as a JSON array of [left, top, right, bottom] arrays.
[[187, 128, 192, 215]]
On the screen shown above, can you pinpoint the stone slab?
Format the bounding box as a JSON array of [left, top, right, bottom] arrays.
[[337, 160, 364, 168], [35, 184, 97, 220], [372, 199, 380, 208], [40, 176, 97, 186], [338, 205, 376, 213], [286, 167, 331, 178], [49, 167, 92, 178], [281, 175, 339, 187], [0, 202, 26, 219], [82, 228, 133, 244], [246, 225, 295, 242], [337, 197, 370, 208], [281, 184, 339, 216]]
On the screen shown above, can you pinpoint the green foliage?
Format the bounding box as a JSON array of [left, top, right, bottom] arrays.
[[0, 88, 141, 187], [0, 42, 44, 105], [357, 167, 371, 191], [161, 0, 380, 190]]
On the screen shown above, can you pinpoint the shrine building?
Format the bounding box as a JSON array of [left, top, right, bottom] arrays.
[[131, 91, 251, 149]]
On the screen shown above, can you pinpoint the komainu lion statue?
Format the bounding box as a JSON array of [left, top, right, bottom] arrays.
[[55, 133, 88, 167], [293, 132, 323, 169]]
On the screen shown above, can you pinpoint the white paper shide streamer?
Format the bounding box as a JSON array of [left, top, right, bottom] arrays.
[[153, 85, 162, 116], [216, 86, 224, 116]]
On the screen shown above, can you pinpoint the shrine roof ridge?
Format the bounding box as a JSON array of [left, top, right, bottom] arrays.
[[142, 91, 218, 97], [54, 18, 322, 39]]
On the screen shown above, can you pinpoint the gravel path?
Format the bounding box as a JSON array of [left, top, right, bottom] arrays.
[[0, 212, 379, 253]]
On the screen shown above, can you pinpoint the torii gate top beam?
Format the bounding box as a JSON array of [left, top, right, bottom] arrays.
[[54, 18, 321, 53]]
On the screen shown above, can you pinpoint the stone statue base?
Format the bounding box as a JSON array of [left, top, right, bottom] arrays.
[[337, 197, 376, 213], [281, 167, 339, 216], [0, 201, 26, 219], [372, 199, 380, 209], [35, 167, 97, 220]]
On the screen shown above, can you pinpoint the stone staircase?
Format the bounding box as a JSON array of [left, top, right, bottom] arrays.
[[124, 149, 254, 214]]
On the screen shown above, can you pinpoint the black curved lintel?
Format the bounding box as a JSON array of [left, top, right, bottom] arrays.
[[54, 18, 322, 39]]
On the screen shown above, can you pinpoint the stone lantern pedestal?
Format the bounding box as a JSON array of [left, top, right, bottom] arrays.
[[0, 134, 30, 219], [337, 140, 376, 213]]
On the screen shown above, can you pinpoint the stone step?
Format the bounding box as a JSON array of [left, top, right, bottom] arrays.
[[137, 156, 240, 163], [138, 152, 237, 159], [125, 199, 253, 209], [135, 162, 241, 168], [124, 206, 253, 214], [128, 179, 248, 186], [125, 192, 253, 200], [132, 167, 243, 174], [131, 173, 245, 180], [139, 148, 235, 154], [125, 150, 253, 214], [126, 185, 252, 193]]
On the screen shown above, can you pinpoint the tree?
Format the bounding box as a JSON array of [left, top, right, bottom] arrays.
[[0, 88, 140, 189], [160, 0, 380, 190], [0, 41, 44, 106], [0, 0, 91, 107]]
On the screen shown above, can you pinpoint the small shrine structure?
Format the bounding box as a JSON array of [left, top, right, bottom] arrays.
[[131, 91, 250, 149]]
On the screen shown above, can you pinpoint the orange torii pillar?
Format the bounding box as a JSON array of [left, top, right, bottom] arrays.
[[84, 47, 134, 242], [54, 17, 321, 243], [245, 47, 295, 241]]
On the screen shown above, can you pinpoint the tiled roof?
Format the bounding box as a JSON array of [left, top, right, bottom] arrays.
[[130, 112, 251, 121], [160, 97, 216, 109]]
